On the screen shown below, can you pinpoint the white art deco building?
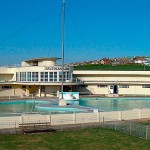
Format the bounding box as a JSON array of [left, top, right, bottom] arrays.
[[0, 57, 79, 97], [1, 57, 150, 97]]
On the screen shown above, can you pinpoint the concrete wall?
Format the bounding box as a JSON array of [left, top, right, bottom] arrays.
[[45, 85, 60, 97], [0, 86, 14, 96]]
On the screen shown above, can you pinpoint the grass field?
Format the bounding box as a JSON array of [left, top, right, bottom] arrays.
[[74, 64, 150, 71], [0, 128, 150, 150]]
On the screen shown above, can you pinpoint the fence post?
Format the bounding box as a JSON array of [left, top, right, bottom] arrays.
[[102, 117, 105, 127], [49, 112, 51, 125], [98, 112, 100, 123], [114, 124, 117, 130], [15, 122, 17, 134], [61, 119, 63, 131], [129, 122, 132, 135], [73, 111, 76, 124], [21, 115, 24, 123], [139, 109, 142, 119], [146, 126, 149, 140], [119, 111, 122, 120], [82, 118, 84, 129]]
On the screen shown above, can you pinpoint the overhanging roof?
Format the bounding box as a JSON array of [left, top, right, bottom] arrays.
[[24, 57, 61, 62]]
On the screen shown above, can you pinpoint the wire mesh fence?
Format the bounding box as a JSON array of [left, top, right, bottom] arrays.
[[103, 119, 150, 140], [0, 116, 150, 140]]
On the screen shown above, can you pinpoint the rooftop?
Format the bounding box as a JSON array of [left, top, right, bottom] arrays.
[[24, 57, 61, 62]]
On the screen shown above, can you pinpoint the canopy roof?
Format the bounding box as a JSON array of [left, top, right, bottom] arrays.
[[24, 57, 61, 62]]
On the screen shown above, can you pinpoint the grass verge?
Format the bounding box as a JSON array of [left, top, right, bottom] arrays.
[[0, 127, 150, 150]]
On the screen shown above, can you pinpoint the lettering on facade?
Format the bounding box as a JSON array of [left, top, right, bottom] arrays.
[[45, 67, 69, 70]]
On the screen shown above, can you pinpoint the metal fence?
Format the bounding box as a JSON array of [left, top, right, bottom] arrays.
[[103, 119, 150, 140], [0, 116, 150, 140]]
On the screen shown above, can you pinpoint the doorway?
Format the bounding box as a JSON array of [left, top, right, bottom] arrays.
[[109, 85, 118, 94]]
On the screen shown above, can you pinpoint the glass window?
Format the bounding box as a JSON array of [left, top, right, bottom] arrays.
[[49, 72, 53, 82], [40, 72, 44, 82], [16, 72, 20, 81], [142, 85, 150, 88], [2, 86, 12, 89], [20, 72, 26, 81], [97, 85, 107, 88], [59, 72, 62, 82], [45, 72, 48, 82], [32, 72, 39, 82], [22, 86, 26, 89], [54, 72, 57, 82], [119, 85, 129, 88], [66, 72, 70, 80], [27, 72, 31, 81]]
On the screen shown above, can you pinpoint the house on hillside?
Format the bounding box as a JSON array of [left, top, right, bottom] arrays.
[[134, 56, 147, 64], [100, 58, 112, 64]]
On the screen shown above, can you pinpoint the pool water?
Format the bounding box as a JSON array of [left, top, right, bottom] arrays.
[[0, 100, 82, 115], [0, 100, 50, 115], [79, 97, 150, 111], [1, 98, 150, 115]]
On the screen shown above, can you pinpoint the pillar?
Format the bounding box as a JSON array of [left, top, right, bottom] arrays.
[[38, 86, 41, 97]]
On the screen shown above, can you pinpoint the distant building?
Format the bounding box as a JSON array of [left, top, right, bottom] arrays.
[[1, 57, 150, 97], [134, 56, 147, 64], [100, 58, 112, 64]]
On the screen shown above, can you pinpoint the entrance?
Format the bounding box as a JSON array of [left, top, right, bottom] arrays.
[[109, 85, 118, 94]]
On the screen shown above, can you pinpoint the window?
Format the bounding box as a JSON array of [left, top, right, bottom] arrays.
[[119, 85, 129, 88], [49, 72, 53, 82], [40, 72, 44, 82], [66, 72, 70, 80], [54, 72, 57, 82], [2, 86, 12, 89], [40, 72, 48, 82], [45, 72, 48, 82], [142, 85, 150, 88], [27, 72, 31, 81], [32, 72, 38, 82], [20, 72, 26, 81], [59, 72, 62, 82], [97, 85, 107, 88], [22, 86, 26, 89]]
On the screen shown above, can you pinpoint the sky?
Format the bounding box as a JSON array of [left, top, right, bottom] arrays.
[[0, 0, 150, 65]]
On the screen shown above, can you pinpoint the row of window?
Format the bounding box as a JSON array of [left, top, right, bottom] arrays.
[[16, 71, 71, 82], [97, 85, 150, 88], [97, 85, 129, 88], [2, 85, 150, 90]]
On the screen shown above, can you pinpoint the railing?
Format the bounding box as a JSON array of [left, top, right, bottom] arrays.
[[103, 120, 150, 140], [122, 94, 150, 98], [0, 64, 21, 68], [0, 116, 150, 140]]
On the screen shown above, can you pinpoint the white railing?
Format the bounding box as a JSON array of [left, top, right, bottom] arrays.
[[0, 114, 150, 140]]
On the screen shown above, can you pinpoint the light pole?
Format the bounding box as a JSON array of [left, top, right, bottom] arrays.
[[59, 0, 67, 106]]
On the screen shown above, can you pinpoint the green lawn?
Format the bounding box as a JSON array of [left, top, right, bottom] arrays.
[[74, 64, 150, 71], [0, 128, 150, 150]]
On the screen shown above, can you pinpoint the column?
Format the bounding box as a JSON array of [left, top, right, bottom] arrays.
[[38, 86, 41, 97], [26, 85, 29, 96]]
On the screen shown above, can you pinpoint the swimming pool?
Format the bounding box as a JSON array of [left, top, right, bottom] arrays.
[[79, 97, 150, 111], [0, 100, 84, 116], [1, 97, 150, 115]]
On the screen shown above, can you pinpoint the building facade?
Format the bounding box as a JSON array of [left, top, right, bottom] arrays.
[[0, 58, 79, 97], [1, 58, 150, 97], [74, 70, 150, 96]]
